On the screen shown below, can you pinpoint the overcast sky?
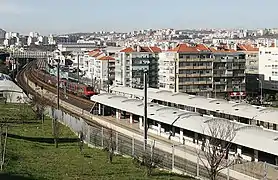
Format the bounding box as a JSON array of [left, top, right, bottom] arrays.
[[0, 0, 277, 35]]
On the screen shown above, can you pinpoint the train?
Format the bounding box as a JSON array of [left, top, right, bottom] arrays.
[[34, 69, 97, 98]]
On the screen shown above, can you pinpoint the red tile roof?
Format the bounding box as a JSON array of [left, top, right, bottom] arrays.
[[98, 56, 115, 61], [120, 47, 134, 53], [148, 46, 162, 53], [168, 44, 210, 53], [237, 44, 259, 52], [91, 52, 103, 57], [120, 46, 161, 53], [209, 47, 237, 53]]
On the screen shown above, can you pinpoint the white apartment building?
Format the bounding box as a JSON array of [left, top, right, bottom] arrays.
[[158, 51, 177, 91], [115, 46, 161, 89], [259, 45, 278, 91]]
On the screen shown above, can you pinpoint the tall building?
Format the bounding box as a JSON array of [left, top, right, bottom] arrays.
[[258, 44, 278, 92], [158, 44, 247, 98], [0, 29, 6, 39], [210, 47, 246, 98], [237, 44, 260, 96], [159, 44, 213, 95], [115, 46, 161, 89]]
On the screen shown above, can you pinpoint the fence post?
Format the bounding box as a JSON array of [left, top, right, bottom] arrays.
[[151, 140, 155, 160], [116, 132, 119, 153], [101, 127, 104, 147], [227, 159, 230, 180], [172, 144, 175, 171], [197, 155, 199, 177], [132, 136, 135, 156], [87, 126, 91, 144]]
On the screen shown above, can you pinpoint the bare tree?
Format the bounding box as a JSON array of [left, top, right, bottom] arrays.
[[30, 95, 48, 123], [103, 128, 116, 163], [197, 119, 236, 180]]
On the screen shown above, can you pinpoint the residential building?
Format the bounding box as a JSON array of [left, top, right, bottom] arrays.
[[258, 45, 278, 92], [158, 44, 213, 95], [210, 47, 246, 98], [0, 29, 6, 39], [237, 44, 259, 74], [94, 56, 115, 91], [158, 44, 246, 98], [237, 44, 260, 96], [115, 46, 161, 89]]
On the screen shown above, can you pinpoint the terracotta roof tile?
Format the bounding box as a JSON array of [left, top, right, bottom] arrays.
[[92, 52, 103, 57], [149, 46, 162, 53], [120, 47, 134, 53], [237, 44, 259, 52], [169, 44, 210, 53], [98, 56, 115, 61]]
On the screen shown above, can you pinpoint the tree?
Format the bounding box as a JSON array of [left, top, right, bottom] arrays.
[[197, 119, 236, 180], [30, 95, 48, 123], [103, 128, 116, 163]]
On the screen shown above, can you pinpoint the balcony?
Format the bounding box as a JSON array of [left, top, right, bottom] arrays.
[[214, 58, 233, 63], [232, 66, 239, 70], [179, 58, 213, 62], [179, 66, 212, 70], [214, 66, 226, 70], [213, 73, 233, 77], [235, 73, 245, 77]]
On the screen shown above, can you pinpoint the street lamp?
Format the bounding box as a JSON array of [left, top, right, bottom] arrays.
[[256, 78, 263, 105], [143, 70, 148, 152]]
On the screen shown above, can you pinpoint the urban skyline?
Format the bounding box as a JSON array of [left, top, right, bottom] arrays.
[[1, 0, 278, 34]]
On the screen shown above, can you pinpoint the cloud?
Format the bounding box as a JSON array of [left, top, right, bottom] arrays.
[[0, 1, 34, 15]]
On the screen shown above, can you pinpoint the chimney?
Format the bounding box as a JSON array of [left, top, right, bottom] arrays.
[[137, 45, 141, 52]]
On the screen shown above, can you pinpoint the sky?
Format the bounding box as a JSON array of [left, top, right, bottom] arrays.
[[0, 0, 277, 35]]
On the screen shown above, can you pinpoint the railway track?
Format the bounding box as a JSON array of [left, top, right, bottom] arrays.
[[20, 61, 94, 112]]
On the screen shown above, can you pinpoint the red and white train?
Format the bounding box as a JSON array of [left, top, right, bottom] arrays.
[[35, 70, 97, 98]]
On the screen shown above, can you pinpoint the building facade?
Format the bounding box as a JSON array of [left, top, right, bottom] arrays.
[[237, 44, 260, 96], [258, 46, 278, 92], [158, 44, 247, 98], [115, 46, 161, 89], [159, 44, 213, 95], [211, 48, 246, 98]]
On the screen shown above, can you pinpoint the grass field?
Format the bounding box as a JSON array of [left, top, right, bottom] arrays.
[[0, 103, 193, 180]]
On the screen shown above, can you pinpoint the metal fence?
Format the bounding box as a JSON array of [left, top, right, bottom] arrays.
[[46, 107, 277, 180]]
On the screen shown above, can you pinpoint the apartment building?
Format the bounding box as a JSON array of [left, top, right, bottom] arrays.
[[237, 44, 259, 74], [93, 56, 115, 90], [115, 46, 161, 89], [158, 44, 246, 98], [237, 44, 260, 96], [159, 44, 213, 95], [210, 47, 246, 98], [258, 45, 278, 92]]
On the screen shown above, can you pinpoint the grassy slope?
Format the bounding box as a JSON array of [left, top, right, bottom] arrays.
[[0, 104, 192, 180]]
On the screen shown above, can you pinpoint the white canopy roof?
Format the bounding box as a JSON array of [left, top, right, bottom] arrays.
[[110, 86, 278, 125], [91, 93, 278, 156]]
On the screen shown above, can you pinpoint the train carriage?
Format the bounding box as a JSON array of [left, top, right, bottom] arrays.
[[34, 70, 97, 98]]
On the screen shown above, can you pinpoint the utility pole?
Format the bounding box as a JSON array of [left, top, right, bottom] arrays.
[[55, 58, 60, 148], [77, 53, 80, 84], [107, 58, 110, 93], [143, 70, 148, 152], [57, 59, 60, 110], [174, 59, 177, 93]]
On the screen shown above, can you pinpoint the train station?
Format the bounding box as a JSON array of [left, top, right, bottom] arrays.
[[110, 86, 278, 132], [91, 92, 278, 166]]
